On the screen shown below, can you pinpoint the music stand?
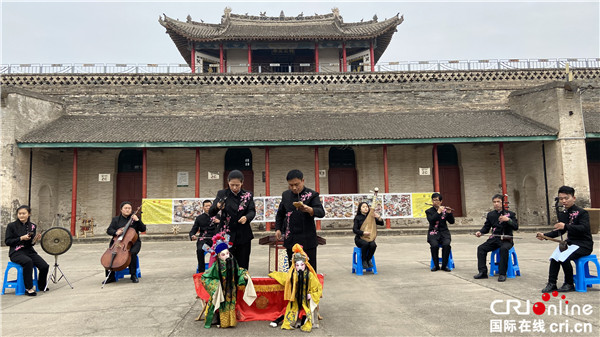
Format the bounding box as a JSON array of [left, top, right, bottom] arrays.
[[41, 227, 74, 290]]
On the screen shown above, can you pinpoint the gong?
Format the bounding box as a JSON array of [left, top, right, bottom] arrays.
[[41, 227, 73, 256]]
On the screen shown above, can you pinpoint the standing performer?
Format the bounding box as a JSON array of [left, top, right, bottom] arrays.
[[190, 200, 220, 272], [537, 186, 593, 293], [4, 205, 49, 296], [353, 201, 384, 269], [105, 201, 146, 284], [473, 194, 518, 282], [425, 193, 455, 272], [201, 233, 255, 329], [269, 244, 322, 332], [275, 169, 325, 272], [209, 170, 255, 270]]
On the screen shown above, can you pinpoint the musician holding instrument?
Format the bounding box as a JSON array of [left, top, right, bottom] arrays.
[[190, 200, 220, 272], [425, 193, 455, 272], [104, 201, 146, 284], [275, 169, 325, 271], [473, 194, 518, 282], [353, 201, 384, 270], [538, 186, 593, 293], [4, 205, 49, 296], [209, 170, 255, 270]]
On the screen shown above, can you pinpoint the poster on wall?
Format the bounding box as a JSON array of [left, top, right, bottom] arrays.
[[322, 195, 354, 220], [172, 198, 208, 224], [383, 193, 412, 218], [411, 193, 433, 218], [254, 198, 265, 222], [264, 197, 282, 222], [141, 199, 172, 224], [353, 194, 384, 215]]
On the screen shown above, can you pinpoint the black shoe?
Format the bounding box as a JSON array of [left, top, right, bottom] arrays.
[[541, 283, 557, 293], [131, 275, 139, 283], [367, 261, 373, 268], [473, 272, 488, 279], [498, 275, 507, 282], [431, 266, 439, 272], [443, 267, 452, 272], [362, 261, 369, 269], [25, 289, 37, 296], [557, 283, 575, 292]]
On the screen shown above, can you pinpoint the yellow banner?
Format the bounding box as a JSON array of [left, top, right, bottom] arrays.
[[411, 193, 433, 218], [142, 199, 172, 224]]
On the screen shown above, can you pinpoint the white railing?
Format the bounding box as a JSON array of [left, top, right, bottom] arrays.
[[1, 58, 598, 74]]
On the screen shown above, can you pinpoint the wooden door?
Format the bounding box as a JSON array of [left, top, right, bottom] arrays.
[[439, 165, 463, 217], [328, 167, 358, 194], [115, 172, 143, 215]]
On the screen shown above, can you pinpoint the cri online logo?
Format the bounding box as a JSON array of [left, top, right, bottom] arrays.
[[491, 291, 594, 316]]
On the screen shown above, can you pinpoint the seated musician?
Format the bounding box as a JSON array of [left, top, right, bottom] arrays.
[[268, 244, 322, 332], [201, 233, 255, 329], [190, 200, 219, 272], [425, 193, 455, 272], [473, 194, 518, 282], [104, 201, 146, 284], [353, 201, 384, 269], [537, 186, 593, 293], [4, 205, 49, 296]]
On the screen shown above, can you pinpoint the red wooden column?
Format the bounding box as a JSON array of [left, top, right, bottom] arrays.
[[70, 148, 78, 235], [314, 146, 321, 230], [342, 42, 347, 72], [383, 145, 391, 229], [247, 43, 252, 73], [195, 148, 200, 198], [499, 142, 509, 208], [265, 146, 272, 231], [314, 42, 319, 73], [433, 144, 440, 192], [191, 43, 196, 73], [219, 44, 224, 73], [142, 148, 147, 199], [369, 40, 375, 72]]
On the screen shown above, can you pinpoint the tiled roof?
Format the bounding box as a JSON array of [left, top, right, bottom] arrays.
[[18, 111, 557, 146], [159, 10, 403, 66], [585, 111, 600, 133]]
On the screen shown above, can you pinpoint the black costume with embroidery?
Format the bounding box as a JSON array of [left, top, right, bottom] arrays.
[[476, 209, 518, 276], [190, 212, 219, 272], [425, 206, 455, 269], [543, 205, 593, 285], [5, 219, 49, 290], [275, 187, 325, 271], [209, 188, 255, 269]]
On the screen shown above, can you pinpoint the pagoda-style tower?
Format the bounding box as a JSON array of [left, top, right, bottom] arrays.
[[159, 7, 403, 73]]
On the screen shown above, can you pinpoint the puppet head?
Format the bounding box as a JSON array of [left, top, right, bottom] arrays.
[[203, 232, 233, 260]]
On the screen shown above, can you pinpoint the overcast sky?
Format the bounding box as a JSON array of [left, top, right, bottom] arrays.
[[1, 1, 598, 65]]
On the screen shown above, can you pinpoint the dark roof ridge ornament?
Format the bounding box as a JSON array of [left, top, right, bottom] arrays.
[[373, 14, 378, 22], [280, 10, 285, 19]]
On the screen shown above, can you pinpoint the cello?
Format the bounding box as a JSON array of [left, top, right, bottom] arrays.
[[100, 206, 141, 286]]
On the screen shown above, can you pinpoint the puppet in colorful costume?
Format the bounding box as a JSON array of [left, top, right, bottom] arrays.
[[200, 233, 256, 328], [268, 244, 322, 332]]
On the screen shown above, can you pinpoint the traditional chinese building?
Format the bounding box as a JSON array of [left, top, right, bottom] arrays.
[[1, 8, 599, 236], [159, 8, 403, 73]]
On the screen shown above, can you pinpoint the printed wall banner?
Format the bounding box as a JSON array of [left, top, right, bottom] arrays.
[[142, 199, 173, 224], [142, 192, 432, 224]]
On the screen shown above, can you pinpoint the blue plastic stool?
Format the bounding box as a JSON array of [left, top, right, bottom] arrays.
[[352, 247, 377, 275], [430, 245, 455, 270], [115, 256, 141, 281], [2, 262, 38, 295], [573, 254, 600, 292], [489, 246, 520, 278], [196, 251, 210, 273]]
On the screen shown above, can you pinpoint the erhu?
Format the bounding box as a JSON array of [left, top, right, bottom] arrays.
[[537, 197, 568, 252], [360, 188, 380, 242]]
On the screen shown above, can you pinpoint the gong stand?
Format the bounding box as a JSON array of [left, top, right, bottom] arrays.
[[46, 255, 74, 290], [41, 227, 74, 290]]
